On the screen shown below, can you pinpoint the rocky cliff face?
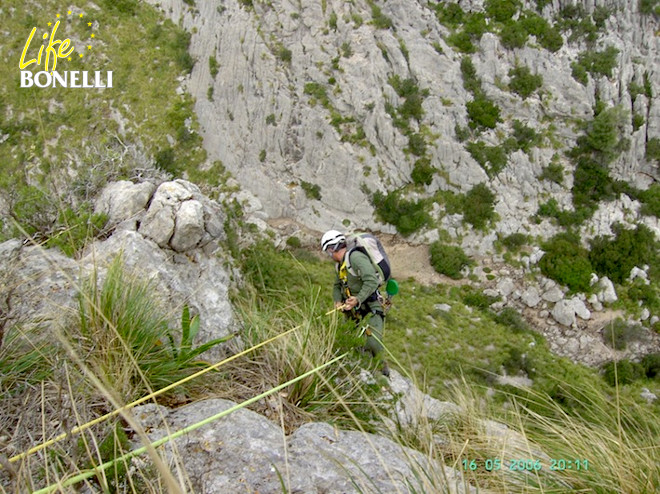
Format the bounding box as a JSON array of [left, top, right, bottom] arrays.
[[146, 0, 658, 252]]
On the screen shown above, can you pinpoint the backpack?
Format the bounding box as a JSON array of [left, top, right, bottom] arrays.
[[345, 232, 392, 285]]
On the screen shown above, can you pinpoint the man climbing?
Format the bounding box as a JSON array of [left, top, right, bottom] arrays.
[[321, 230, 389, 377]]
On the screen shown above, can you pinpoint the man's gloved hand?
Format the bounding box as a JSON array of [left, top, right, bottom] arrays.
[[343, 296, 359, 311]]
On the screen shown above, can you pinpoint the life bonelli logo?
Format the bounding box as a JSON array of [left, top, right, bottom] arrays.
[[19, 9, 112, 89]]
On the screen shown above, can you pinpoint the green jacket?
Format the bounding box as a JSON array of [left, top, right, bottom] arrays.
[[333, 250, 382, 310]]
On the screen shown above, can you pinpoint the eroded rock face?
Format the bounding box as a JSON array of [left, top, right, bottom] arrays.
[[145, 0, 658, 255]]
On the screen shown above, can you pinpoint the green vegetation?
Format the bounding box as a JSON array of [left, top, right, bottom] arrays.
[[501, 232, 529, 252], [602, 318, 647, 351], [463, 183, 496, 229], [3, 237, 658, 492], [640, 184, 660, 217], [300, 180, 322, 200], [304, 82, 331, 108], [388, 76, 428, 124], [436, 1, 564, 53], [411, 157, 436, 186], [556, 4, 610, 45], [275, 43, 292, 63], [466, 95, 502, 130], [589, 224, 658, 284], [466, 141, 508, 176], [538, 232, 593, 293], [369, 1, 393, 29], [508, 65, 543, 100], [640, 0, 660, 15], [571, 46, 620, 84], [521, 12, 563, 52], [646, 137, 660, 163], [484, 0, 521, 22], [561, 105, 630, 224], [75, 257, 230, 401], [372, 189, 431, 236], [429, 242, 472, 279], [459, 57, 502, 131], [539, 162, 564, 184], [601, 359, 645, 386], [209, 55, 219, 78], [499, 20, 528, 49]]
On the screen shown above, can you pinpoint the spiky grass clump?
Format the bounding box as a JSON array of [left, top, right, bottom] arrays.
[[74, 256, 183, 402]]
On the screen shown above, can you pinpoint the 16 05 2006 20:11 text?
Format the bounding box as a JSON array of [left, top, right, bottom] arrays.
[[462, 458, 589, 472]]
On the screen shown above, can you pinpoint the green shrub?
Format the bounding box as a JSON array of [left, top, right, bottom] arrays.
[[556, 5, 600, 44], [511, 120, 542, 152], [341, 41, 353, 57], [463, 183, 496, 229], [571, 62, 589, 85], [411, 158, 436, 186], [209, 56, 219, 78], [304, 82, 331, 108], [448, 31, 477, 53], [429, 242, 472, 279], [388, 76, 428, 122], [521, 13, 563, 52], [639, 184, 660, 217], [434, 3, 465, 28], [601, 359, 645, 386], [300, 181, 322, 200], [372, 190, 431, 236], [495, 307, 531, 334], [589, 224, 658, 284], [539, 163, 564, 184], [508, 65, 543, 99], [461, 286, 499, 309], [572, 158, 613, 210], [466, 141, 507, 176], [485, 0, 520, 22], [329, 11, 338, 30], [370, 2, 393, 29], [466, 95, 502, 130], [627, 281, 660, 316], [539, 232, 593, 292], [501, 232, 528, 252], [584, 106, 628, 162], [276, 44, 292, 63], [286, 236, 302, 248], [155, 147, 178, 175], [499, 20, 528, 49], [407, 132, 427, 156], [460, 56, 482, 94], [646, 137, 660, 163], [463, 12, 489, 39], [602, 318, 647, 351], [103, 0, 138, 15], [572, 46, 620, 82], [639, 0, 660, 14], [641, 353, 660, 379]]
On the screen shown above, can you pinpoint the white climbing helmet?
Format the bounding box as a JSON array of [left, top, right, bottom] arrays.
[[320, 230, 345, 252]]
